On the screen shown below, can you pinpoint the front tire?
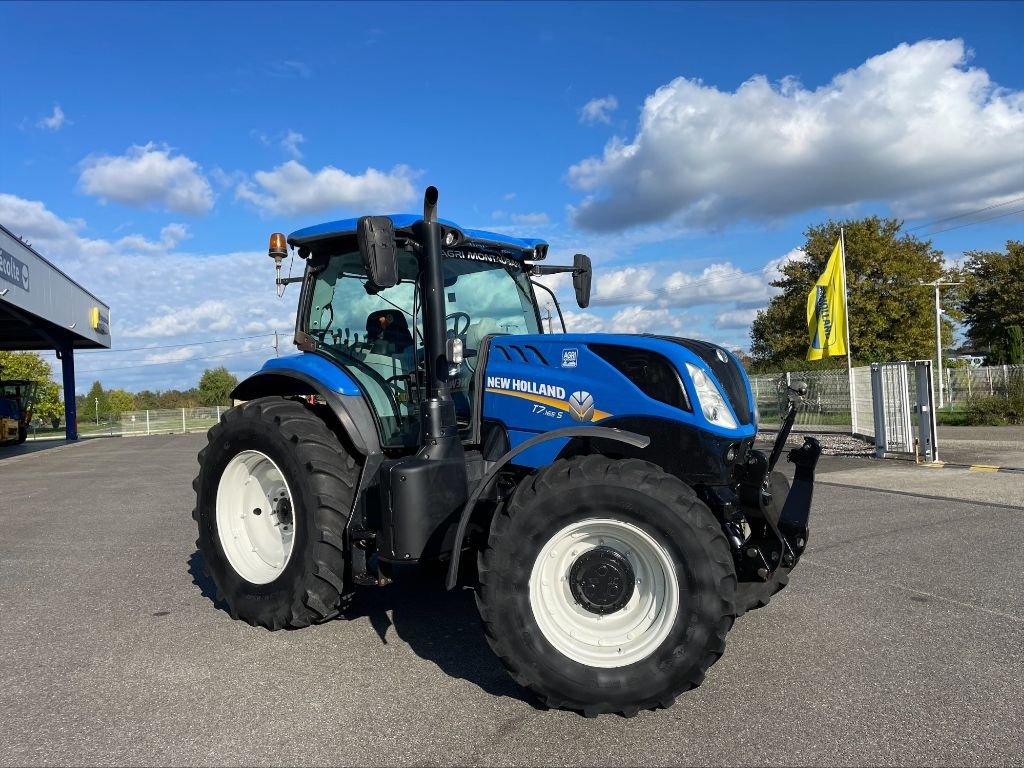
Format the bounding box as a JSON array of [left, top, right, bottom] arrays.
[[192, 397, 358, 630], [16, 425, 27, 444], [476, 456, 736, 716]]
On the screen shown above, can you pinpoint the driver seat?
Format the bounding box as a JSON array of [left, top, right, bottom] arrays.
[[365, 310, 413, 353]]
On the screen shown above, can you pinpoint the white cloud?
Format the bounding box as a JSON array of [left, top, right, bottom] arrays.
[[281, 130, 304, 159], [38, 104, 69, 131], [609, 306, 685, 335], [580, 96, 619, 125], [236, 160, 418, 216], [79, 143, 214, 214], [0, 194, 296, 391], [662, 262, 769, 308], [123, 299, 290, 338], [591, 266, 656, 306], [569, 39, 1024, 230], [113, 223, 190, 255], [142, 346, 198, 365], [269, 60, 312, 78], [562, 311, 608, 334], [714, 308, 761, 330]]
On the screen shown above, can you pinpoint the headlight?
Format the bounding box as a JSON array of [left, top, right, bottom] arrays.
[[685, 362, 738, 430]]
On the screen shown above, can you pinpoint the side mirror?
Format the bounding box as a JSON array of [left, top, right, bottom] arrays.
[[573, 253, 592, 309], [356, 216, 399, 289]]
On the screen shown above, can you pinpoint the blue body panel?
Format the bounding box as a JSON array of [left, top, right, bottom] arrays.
[[481, 334, 756, 468], [254, 353, 362, 396], [289, 215, 546, 255]]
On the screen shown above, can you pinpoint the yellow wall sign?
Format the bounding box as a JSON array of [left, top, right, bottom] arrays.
[[90, 306, 110, 335]]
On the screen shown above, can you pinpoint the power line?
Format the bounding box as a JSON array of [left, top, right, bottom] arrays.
[[905, 195, 1024, 232], [76, 332, 284, 354], [75, 348, 267, 376], [918, 206, 1024, 237]]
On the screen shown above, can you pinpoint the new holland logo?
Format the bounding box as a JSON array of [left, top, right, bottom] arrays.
[[568, 390, 595, 422]]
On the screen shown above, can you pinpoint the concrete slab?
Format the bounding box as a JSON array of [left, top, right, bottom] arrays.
[[1, 434, 1022, 766]]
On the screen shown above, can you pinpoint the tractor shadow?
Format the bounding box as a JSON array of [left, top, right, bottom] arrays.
[[187, 551, 537, 707], [188, 550, 228, 612], [345, 566, 540, 708]]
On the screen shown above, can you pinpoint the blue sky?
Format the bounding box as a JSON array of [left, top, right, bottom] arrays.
[[2, 1, 1023, 393]]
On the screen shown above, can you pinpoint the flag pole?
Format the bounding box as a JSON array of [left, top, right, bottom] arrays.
[[840, 227, 857, 433]]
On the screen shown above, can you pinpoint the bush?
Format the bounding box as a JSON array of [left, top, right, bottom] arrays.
[[963, 379, 1024, 425]]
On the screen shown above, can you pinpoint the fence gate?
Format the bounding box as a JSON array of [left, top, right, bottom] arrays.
[[870, 361, 938, 461]]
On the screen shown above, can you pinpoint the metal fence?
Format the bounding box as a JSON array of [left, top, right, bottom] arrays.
[[53, 407, 226, 438], [751, 365, 1023, 430], [749, 369, 853, 428], [942, 365, 1023, 406]]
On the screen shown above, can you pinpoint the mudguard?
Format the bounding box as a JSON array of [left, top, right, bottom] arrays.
[[231, 365, 380, 456], [444, 425, 650, 590]]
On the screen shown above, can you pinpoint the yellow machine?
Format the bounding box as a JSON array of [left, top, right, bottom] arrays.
[[0, 399, 21, 443]]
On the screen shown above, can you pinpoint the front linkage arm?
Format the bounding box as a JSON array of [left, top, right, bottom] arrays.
[[735, 381, 821, 581]]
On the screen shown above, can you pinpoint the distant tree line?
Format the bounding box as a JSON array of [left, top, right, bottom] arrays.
[[78, 366, 239, 418]]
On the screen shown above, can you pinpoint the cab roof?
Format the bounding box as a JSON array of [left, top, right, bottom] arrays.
[[288, 214, 547, 257]]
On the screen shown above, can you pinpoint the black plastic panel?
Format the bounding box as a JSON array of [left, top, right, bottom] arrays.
[[588, 344, 691, 412]]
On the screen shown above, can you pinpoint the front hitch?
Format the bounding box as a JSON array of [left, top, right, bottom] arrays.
[[734, 382, 821, 581]]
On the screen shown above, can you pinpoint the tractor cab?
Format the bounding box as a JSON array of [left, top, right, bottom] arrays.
[[284, 214, 567, 450]]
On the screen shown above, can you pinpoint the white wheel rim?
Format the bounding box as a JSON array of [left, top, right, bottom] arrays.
[[529, 518, 679, 668], [215, 450, 296, 584]]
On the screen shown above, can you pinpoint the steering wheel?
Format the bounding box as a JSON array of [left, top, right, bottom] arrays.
[[446, 312, 471, 338]]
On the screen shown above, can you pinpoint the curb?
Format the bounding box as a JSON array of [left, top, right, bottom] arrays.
[[922, 461, 1024, 474]]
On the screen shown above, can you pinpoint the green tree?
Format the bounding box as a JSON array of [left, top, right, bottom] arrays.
[[84, 380, 109, 421], [107, 389, 136, 414], [958, 241, 1024, 363], [134, 390, 160, 410], [0, 351, 63, 422], [198, 367, 238, 406], [1008, 325, 1024, 366], [750, 217, 954, 369]]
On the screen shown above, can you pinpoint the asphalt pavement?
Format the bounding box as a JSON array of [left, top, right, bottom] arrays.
[[1, 434, 1022, 766]]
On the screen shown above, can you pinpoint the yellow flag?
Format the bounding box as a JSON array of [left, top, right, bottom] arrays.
[[806, 238, 847, 361]]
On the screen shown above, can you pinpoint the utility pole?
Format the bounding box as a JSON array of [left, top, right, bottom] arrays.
[[273, 330, 280, 357], [94, 397, 98, 425], [544, 305, 553, 334], [920, 278, 964, 409]]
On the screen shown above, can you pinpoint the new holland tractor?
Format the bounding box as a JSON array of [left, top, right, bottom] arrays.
[[193, 186, 820, 716]]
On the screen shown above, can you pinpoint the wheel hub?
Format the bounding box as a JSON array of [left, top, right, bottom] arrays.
[[569, 546, 636, 615], [273, 493, 293, 527]]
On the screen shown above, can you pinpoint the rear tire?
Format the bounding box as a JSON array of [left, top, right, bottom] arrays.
[[476, 456, 736, 716], [192, 397, 358, 630]]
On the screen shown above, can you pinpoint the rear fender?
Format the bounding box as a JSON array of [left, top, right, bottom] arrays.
[[231, 370, 380, 457]]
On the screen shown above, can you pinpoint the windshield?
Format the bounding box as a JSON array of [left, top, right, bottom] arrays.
[[305, 247, 540, 448]]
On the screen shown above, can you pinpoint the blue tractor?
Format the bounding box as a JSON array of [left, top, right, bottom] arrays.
[[193, 187, 820, 716]]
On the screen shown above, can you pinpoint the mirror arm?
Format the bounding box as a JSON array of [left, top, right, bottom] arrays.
[[529, 264, 576, 275], [530, 280, 567, 333]]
